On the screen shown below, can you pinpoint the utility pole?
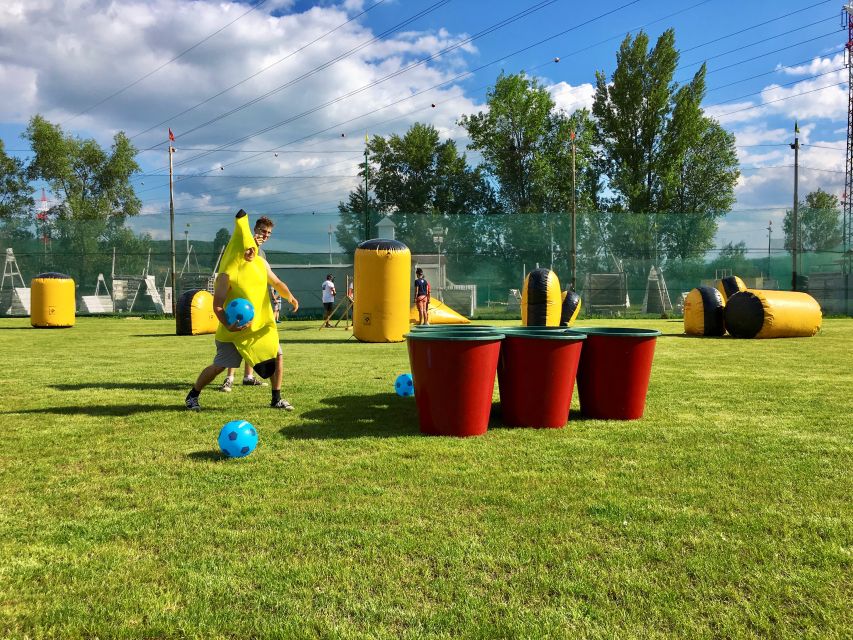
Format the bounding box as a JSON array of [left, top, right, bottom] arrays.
[[843, 3, 853, 315], [328, 224, 333, 265], [363, 133, 370, 242], [767, 219, 772, 281], [790, 121, 799, 291], [570, 130, 577, 292], [168, 128, 177, 315]]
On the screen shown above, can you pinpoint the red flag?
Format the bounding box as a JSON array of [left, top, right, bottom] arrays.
[[168, 128, 175, 142], [570, 130, 576, 141]]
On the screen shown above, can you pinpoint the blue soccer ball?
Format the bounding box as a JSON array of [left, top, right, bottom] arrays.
[[225, 298, 254, 326], [395, 373, 414, 397], [217, 420, 258, 458]]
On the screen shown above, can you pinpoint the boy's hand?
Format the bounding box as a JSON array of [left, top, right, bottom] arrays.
[[289, 297, 299, 313], [227, 320, 251, 332]]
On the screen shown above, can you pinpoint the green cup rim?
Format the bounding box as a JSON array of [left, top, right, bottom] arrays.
[[500, 327, 586, 340], [572, 327, 662, 338], [404, 331, 504, 342]]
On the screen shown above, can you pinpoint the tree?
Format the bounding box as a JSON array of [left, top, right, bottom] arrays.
[[335, 123, 499, 252], [212, 227, 231, 268], [0, 139, 35, 241], [592, 29, 739, 264], [784, 188, 842, 252], [24, 115, 142, 282], [459, 72, 599, 214]]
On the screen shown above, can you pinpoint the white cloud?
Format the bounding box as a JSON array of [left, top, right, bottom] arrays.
[[547, 81, 595, 115], [777, 53, 845, 76]]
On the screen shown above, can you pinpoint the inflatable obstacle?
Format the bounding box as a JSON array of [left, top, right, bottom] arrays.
[[31, 272, 75, 328], [683, 286, 725, 336], [409, 299, 470, 324], [724, 290, 821, 339], [716, 275, 746, 303], [560, 290, 582, 327], [353, 239, 411, 342], [522, 268, 561, 326], [176, 289, 217, 335]]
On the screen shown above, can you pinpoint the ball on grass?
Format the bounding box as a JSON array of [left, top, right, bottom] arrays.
[[218, 420, 258, 458], [395, 373, 414, 397], [225, 298, 254, 326]]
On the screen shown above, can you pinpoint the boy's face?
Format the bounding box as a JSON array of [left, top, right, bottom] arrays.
[[243, 246, 256, 262], [254, 226, 272, 245]]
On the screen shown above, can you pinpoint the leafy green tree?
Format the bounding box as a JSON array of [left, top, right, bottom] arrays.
[[592, 29, 739, 264], [23, 115, 142, 282], [0, 139, 35, 241], [336, 123, 498, 252], [784, 188, 842, 252], [212, 227, 231, 268]]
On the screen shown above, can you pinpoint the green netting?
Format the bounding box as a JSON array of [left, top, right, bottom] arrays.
[[2, 210, 851, 317]]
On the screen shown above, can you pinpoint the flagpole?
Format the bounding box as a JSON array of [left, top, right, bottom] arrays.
[[169, 131, 177, 316]]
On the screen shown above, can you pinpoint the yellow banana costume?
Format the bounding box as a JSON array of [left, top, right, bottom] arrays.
[[214, 210, 279, 378]]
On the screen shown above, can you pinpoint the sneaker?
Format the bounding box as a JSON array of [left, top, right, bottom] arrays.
[[271, 398, 294, 411], [219, 378, 233, 393], [185, 394, 201, 411], [243, 377, 268, 387]]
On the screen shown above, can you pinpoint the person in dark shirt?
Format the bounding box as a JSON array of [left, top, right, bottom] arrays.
[[414, 268, 430, 325]]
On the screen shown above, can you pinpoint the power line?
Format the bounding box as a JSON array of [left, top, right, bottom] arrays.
[[714, 81, 847, 118], [130, 0, 388, 141], [61, 0, 269, 126]]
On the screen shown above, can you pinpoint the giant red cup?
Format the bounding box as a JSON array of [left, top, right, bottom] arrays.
[[406, 330, 504, 437], [497, 328, 585, 428], [574, 327, 661, 420]]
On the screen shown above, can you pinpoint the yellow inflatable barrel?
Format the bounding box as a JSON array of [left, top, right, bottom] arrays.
[[522, 268, 561, 326], [560, 290, 582, 326], [31, 272, 75, 328], [683, 286, 725, 336], [716, 275, 746, 303], [724, 290, 821, 339], [176, 289, 217, 335], [353, 239, 411, 342]]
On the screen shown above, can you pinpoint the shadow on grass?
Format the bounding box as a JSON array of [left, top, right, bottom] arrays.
[[281, 392, 420, 439], [486, 403, 598, 429], [5, 403, 184, 416], [49, 382, 189, 391], [131, 334, 186, 338], [186, 450, 227, 462]]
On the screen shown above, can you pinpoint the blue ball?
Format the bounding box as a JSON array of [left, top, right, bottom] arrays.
[[395, 373, 414, 397], [225, 298, 254, 326], [217, 420, 258, 458]]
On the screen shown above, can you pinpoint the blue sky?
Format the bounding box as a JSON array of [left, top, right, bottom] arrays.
[[0, 0, 847, 253]]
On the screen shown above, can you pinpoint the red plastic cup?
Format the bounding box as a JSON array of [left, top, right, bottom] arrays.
[[497, 328, 586, 428], [574, 327, 661, 420], [406, 330, 504, 437]]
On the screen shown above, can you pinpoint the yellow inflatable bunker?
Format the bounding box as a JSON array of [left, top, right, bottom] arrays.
[[214, 210, 279, 378], [724, 290, 821, 339], [716, 275, 746, 303], [353, 239, 411, 342], [31, 272, 75, 328], [683, 286, 725, 336], [522, 268, 561, 326], [176, 289, 217, 335], [560, 290, 582, 326], [409, 299, 470, 324]]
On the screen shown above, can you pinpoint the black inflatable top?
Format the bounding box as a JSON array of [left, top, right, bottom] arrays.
[[356, 239, 409, 252], [34, 272, 72, 280]]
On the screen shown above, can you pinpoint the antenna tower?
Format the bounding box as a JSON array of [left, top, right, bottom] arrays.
[[844, 5, 853, 312]]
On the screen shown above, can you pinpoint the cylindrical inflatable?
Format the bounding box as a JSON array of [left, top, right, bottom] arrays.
[[176, 289, 217, 335], [522, 268, 561, 326], [716, 275, 746, 303], [31, 272, 75, 328], [683, 286, 725, 336], [560, 290, 582, 327], [724, 290, 822, 339], [353, 239, 411, 342]]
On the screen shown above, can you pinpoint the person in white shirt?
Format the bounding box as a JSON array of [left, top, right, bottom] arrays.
[[321, 274, 336, 327]]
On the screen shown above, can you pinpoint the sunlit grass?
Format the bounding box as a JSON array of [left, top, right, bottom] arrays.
[[0, 316, 850, 638]]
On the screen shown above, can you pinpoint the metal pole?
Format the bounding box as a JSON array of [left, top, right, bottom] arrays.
[[767, 219, 772, 282], [570, 131, 577, 292], [791, 123, 799, 291], [328, 224, 333, 264], [169, 140, 177, 315], [364, 134, 369, 242]]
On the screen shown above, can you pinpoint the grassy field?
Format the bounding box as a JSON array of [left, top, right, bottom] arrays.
[[0, 316, 850, 639]]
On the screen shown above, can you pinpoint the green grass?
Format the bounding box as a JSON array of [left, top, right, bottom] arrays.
[[0, 317, 850, 639]]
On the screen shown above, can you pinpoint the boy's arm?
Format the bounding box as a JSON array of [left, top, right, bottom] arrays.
[[213, 273, 246, 331], [267, 262, 299, 312]]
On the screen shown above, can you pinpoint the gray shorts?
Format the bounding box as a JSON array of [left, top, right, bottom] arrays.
[[213, 340, 282, 368]]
